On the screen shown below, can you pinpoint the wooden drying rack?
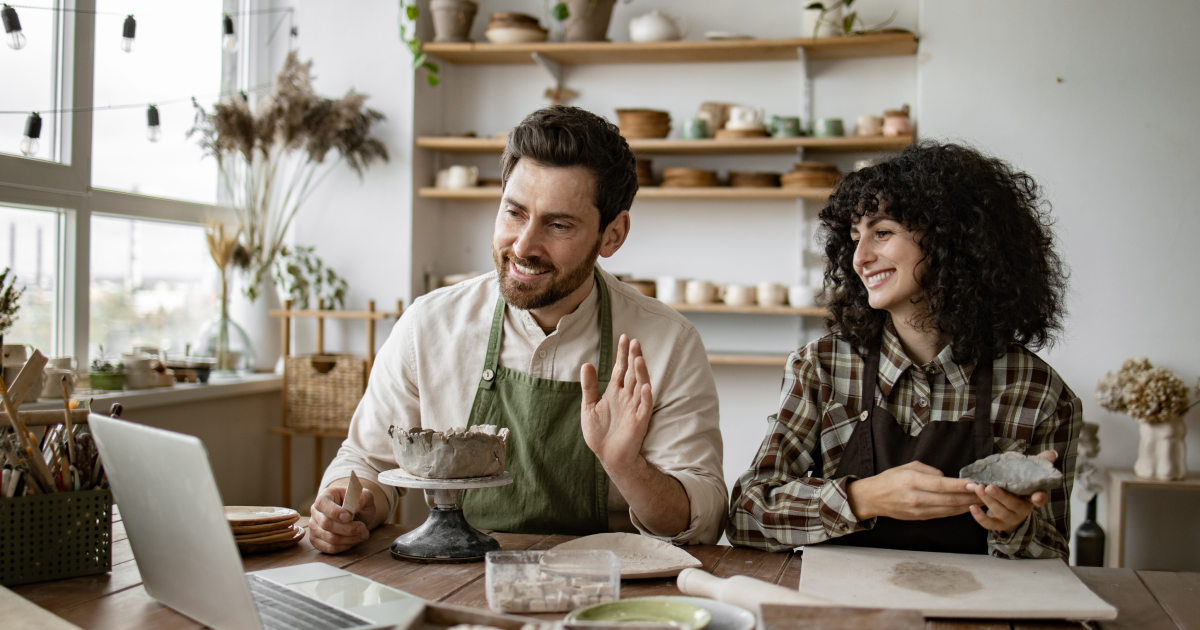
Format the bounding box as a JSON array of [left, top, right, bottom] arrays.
[[268, 300, 402, 509]]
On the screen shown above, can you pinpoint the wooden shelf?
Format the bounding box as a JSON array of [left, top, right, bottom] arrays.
[[416, 135, 913, 155], [708, 353, 791, 366], [419, 186, 832, 202], [669, 303, 827, 316], [268, 309, 401, 320], [423, 32, 917, 65]]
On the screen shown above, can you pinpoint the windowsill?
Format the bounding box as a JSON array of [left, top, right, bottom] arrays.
[[21, 373, 283, 412]]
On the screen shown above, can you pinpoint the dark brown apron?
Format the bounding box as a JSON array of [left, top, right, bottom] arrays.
[[823, 339, 994, 555]]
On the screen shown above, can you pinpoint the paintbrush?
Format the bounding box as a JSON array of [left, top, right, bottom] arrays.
[[60, 376, 76, 465], [0, 376, 55, 493]]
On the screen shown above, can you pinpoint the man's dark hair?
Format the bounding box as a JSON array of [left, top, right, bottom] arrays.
[[818, 141, 1069, 364], [501, 106, 638, 232]]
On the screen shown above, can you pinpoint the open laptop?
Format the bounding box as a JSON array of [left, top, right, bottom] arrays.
[[89, 413, 425, 630]]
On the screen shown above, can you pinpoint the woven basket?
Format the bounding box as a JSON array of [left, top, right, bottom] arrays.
[[1, 489, 113, 586], [285, 354, 368, 432]]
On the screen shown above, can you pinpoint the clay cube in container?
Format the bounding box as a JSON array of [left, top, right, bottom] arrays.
[[486, 550, 620, 613]]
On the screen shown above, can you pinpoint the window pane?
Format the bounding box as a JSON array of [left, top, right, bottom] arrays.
[[90, 216, 218, 360], [0, 206, 61, 356], [91, 1, 223, 203], [0, 4, 65, 162]]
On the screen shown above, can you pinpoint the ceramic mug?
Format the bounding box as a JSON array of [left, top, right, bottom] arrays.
[[40, 367, 75, 400], [725, 106, 765, 130], [788, 284, 817, 308], [440, 165, 479, 189], [2, 344, 31, 365], [883, 114, 913, 137], [812, 118, 844, 138], [685, 280, 718, 305], [757, 282, 787, 307], [681, 118, 708, 140], [656, 277, 687, 304], [856, 115, 884, 136], [723, 284, 757, 307], [769, 116, 802, 138]]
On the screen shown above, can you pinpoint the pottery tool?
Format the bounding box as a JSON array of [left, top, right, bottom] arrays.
[[7, 349, 48, 408], [342, 470, 362, 517], [797, 546, 1117, 620], [678, 569, 829, 611], [60, 376, 76, 464], [377, 468, 515, 563], [0, 376, 54, 493]]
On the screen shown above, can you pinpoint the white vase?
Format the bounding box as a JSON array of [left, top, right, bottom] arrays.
[[230, 274, 282, 373], [1133, 415, 1188, 481]]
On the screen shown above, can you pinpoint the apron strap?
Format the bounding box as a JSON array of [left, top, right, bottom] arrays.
[[856, 339, 883, 478], [972, 357, 995, 459], [479, 295, 507, 390]]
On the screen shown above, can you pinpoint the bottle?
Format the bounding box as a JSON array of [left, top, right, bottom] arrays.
[[1074, 496, 1105, 567]]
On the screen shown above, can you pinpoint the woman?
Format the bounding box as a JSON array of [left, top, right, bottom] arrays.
[[728, 142, 1080, 560]]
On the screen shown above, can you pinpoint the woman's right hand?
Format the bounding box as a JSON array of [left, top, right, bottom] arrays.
[[846, 461, 979, 521]]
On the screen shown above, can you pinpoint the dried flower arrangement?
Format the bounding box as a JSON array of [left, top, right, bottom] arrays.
[[189, 51, 389, 303], [1095, 357, 1193, 424], [0, 267, 23, 348]]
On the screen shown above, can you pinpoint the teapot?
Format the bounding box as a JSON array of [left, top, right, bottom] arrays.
[[726, 106, 765, 130], [629, 10, 689, 43]]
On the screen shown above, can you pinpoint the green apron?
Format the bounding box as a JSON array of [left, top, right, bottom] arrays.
[[462, 268, 612, 535]]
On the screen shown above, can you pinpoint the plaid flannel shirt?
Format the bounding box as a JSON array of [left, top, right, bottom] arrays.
[[729, 325, 1081, 560]]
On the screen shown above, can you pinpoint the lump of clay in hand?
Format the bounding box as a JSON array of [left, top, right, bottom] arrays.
[[959, 451, 1063, 495], [388, 424, 508, 479]]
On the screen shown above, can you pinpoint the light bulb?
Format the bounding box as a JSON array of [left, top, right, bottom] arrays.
[[20, 112, 41, 156], [146, 105, 161, 142], [222, 14, 238, 53], [121, 15, 136, 52], [2, 4, 24, 50]]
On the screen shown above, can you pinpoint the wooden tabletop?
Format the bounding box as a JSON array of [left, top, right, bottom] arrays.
[[9, 509, 1198, 630]]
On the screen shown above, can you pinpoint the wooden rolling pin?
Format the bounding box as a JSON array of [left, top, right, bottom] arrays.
[[677, 568, 831, 611]]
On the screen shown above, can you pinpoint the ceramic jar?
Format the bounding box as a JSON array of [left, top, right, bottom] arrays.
[[431, 0, 478, 43], [685, 280, 718, 305], [722, 284, 757, 307], [656, 277, 686, 304], [1134, 416, 1188, 481], [562, 0, 616, 42], [883, 105, 913, 137], [629, 10, 689, 43]]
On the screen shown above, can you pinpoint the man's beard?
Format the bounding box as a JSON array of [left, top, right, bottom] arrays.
[[493, 239, 601, 311]]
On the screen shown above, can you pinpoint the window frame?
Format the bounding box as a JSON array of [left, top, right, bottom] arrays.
[[0, 0, 242, 365]]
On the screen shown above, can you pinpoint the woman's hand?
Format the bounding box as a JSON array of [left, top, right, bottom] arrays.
[[967, 450, 1057, 533], [847, 460, 980, 521]]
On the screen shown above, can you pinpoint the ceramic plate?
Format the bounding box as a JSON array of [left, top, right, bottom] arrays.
[[224, 506, 299, 526], [230, 514, 300, 535], [552, 533, 702, 578], [566, 598, 712, 630], [235, 525, 302, 544], [237, 526, 305, 554], [655, 597, 754, 630]]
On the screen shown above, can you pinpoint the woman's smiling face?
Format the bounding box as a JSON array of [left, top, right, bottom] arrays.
[[851, 214, 927, 320]]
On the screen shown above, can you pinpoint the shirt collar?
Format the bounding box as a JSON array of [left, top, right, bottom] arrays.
[[878, 321, 974, 393], [932, 343, 974, 392]]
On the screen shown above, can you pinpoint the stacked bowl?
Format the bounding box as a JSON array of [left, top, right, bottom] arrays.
[[226, 506, 305, 554], [661, 168, 719, 188], [616, 109, 671, 139], [782, 162, 842, 188]]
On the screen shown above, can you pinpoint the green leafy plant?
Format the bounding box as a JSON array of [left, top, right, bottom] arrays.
[[399, 0, 440, 86], [274, 245, 349, 310], [804, 0, 896, 37], [0, 267, 23, 347], [90, 346, 124, 374]]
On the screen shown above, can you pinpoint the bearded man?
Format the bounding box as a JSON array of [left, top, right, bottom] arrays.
[[308, 106, 726, 552]]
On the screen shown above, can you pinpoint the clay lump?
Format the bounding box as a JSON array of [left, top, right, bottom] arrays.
[[389, 425, 508, 479], [959, 451, 1063, 496]]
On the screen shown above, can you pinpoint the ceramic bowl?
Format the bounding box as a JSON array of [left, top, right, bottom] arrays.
[[486, 26, 548, 44], [567, 598, 713, 630]]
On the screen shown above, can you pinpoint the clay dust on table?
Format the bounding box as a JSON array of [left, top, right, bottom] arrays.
[[888, 561, 983, 596]]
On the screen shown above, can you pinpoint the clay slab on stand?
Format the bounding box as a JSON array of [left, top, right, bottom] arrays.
[[797, 547, 1117, 620]]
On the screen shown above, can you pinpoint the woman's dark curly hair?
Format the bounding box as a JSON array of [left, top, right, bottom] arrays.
[[818, 141, 1068, 364]]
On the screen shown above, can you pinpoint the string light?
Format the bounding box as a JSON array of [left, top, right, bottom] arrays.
[[146, 105, 160, 142], [222, 14, 238, 53], [2, 4, 25, 50], [20, 112, 40, 156], [121, 15, 135, 52]]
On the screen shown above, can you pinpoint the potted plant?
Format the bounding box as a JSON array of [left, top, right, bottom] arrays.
[[89, 347, 125, 391], [802, 1, 896, 38], [1096, 357, 1196, 480], [399, 0, 443, 86], [274, 245, 349, 310], [551, 0, 632, 42]]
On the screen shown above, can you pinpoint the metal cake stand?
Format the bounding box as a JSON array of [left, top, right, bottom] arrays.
[[377, 468, 514, 563]]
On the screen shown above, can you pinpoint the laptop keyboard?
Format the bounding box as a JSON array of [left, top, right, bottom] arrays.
[[247, 574, 370, 630]]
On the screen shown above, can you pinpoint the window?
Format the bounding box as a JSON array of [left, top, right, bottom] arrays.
[[0, 4, 67, 162], [90, 0, 223, 203], [89, 216, 218, 358], [0, 205, 62, 355]]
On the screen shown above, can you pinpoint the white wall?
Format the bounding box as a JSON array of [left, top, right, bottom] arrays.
[[278, 0, 1199, 567]]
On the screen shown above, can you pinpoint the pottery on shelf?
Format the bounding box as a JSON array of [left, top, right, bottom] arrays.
[[389, 424, 508, 479], [431, 0, 478, 43], [562, 0, 616, 42], [486, 12, 548, 44], [629, 10, 689, 43], [1134, 415, 1188, 480]]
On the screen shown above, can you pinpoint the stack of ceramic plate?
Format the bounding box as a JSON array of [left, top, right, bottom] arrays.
[[636, 159, 656, 186], [782, 161, 841, 188], [661, 167, 719, 188], [485, 13, 548, 44], [616, 109, 671, 139], [729, 171, 781, 188], [226, 506, 305, 554]]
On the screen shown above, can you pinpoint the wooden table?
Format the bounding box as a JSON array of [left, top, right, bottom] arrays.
[[10, 509, 1198, 630], [1105, 469, 1200, 568]]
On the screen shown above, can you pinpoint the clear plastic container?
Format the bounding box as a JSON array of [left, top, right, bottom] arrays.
[[485, 550, 621, 613]]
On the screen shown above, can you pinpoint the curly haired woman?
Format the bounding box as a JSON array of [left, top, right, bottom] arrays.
[[728, 142, 1081, 559]]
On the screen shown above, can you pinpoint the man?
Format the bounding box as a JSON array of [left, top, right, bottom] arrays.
[[309, 106, 726, 553]]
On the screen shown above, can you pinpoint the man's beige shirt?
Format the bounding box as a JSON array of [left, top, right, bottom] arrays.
[[322, 266, 726, 545]]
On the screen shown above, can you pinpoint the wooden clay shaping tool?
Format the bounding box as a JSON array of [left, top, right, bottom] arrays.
[[342, 470, 362, 517]]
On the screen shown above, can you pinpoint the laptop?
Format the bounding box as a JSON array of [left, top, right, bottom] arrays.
[[88, 413, 425, 630]]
